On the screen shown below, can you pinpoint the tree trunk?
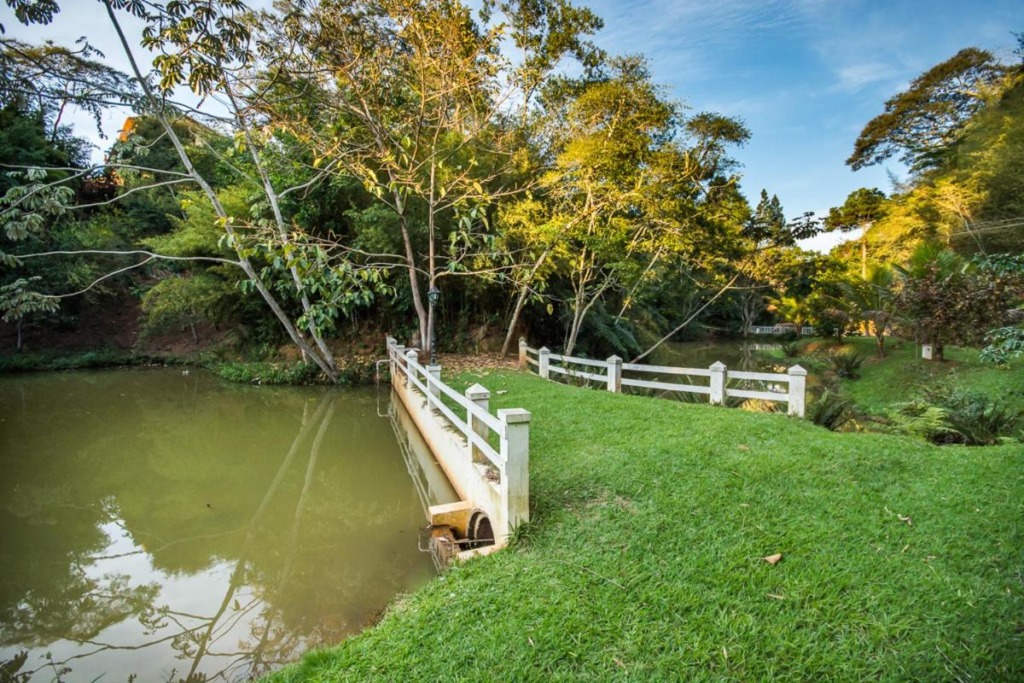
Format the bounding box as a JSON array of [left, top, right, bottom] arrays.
[[106, 6, 338, 380], [396, 207, 428, 351], [631, 272, 741, 363], [500, 248, 551, 356]]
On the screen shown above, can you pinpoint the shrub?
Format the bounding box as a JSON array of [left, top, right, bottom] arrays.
[[889, 401, 957, 443], [890, 389, 1022, 446], [807, 389, 856, 431], [940, 390, 1022, 446], [780, 341, 801, 358], [828, 350, 865, 379]]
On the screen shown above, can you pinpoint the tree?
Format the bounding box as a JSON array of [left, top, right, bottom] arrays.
[[840, 265, 895, 356], [768, 294, 812, 335], [847, 48, 1007, 172], [892, 244, 1024, 360], [254, 0, 603, 355], [2, 3, 390, 380], [825, 187, 887, 278]]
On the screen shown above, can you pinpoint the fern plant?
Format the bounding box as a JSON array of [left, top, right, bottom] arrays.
[[807, 389, 855, 431]]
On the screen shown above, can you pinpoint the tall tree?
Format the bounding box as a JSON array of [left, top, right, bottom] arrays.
[[257, 0, 602, 355], [892, 244, 1024, 360], [824, 187, 887, 278], [2, 2, 384, 379], [847, 48, 1007, 172]]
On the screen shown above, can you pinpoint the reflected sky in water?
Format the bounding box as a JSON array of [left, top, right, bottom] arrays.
[[0, 369, 435, 682]]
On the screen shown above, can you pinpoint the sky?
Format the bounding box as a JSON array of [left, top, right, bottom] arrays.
[[582, 0, 1022, 250], [2, 0, 1021, 252]]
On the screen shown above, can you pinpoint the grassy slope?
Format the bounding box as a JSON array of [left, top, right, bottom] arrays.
[[817, 337, 1024, 416], [269, 371, 1023, 682]]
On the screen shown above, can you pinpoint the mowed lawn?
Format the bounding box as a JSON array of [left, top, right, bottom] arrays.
[[268, 371, 1024, 682]]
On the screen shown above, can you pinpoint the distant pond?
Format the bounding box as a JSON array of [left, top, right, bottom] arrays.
[[0, 369, 436, 682], [650, 339, 793, 373]]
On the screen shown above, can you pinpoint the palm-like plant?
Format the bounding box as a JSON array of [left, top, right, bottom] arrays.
[[891, 244, 971, 361], [768, 295, 812, 335], [841, 265, 895, 356]]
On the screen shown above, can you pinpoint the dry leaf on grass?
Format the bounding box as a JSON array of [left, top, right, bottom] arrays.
[[763, 553, 783, 565]]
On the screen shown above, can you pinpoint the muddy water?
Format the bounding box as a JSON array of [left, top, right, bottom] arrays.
[[0, 368, 436, 682], [650, 340, 792, 372]]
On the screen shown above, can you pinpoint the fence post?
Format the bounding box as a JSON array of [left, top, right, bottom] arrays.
[[539, 347, 551, 379], [709, 361, 726, 406], [465, 383, 490, 464], [518, 338, 528, 370], [427, 363, 442, 401], [606, 355, 622, 393], [787, 365, 807, 417], [405, 349, 418, 390], [498, 408, 531, 536], [392, 343, 406, 379]]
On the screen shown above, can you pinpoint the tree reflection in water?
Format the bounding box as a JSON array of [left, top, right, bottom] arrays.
[[0, 373, 433, 682]]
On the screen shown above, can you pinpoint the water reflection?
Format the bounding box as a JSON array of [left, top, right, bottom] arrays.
[[651, 340, 784, 372], [0, 370, 435, 682]]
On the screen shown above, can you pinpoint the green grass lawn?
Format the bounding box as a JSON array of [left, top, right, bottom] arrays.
[[268, 370, 1024, 682], [825, 336, 1024, 417]]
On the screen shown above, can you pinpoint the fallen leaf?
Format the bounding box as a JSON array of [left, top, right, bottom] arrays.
[[613, 657, 626, 670], [897, 514, 913, 526], [766, 593, 786, 600], [528, 637, 534, 647], [763, 553, 783, 565], [737, 444, 750, 451], [496, 390, 508, 395]]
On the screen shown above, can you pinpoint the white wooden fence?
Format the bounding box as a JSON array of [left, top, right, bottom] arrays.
[[748, 324, 816, 336], [519, 339, 807, 417], [387, 337, 530, 545]]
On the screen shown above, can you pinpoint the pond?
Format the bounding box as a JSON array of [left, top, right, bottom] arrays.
[[0, 368, 437, 682], [650, 339, 793, 372]]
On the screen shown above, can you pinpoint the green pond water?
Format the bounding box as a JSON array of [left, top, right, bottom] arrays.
[[650, 339, 793, 372], [0, 368, 439, 682]]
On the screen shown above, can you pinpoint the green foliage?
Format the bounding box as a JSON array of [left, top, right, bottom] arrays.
[[139, 273, 235, 339], [209, 361, 324, 385], [891, 244, 1024, 357], [940, 389, 1023, 446], [779, 341, 801, 358], [828, 350, 866, 379], [889, 401, 956, 442], [891, 388, 1022, 446], [806, 388, 856, 431], [980, 325, 1024, 364], [0, 276, 58, 322], [848, 47, 1006, 171]]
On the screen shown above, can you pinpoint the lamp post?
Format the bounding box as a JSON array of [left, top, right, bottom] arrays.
[[428, 285, 440, 366]]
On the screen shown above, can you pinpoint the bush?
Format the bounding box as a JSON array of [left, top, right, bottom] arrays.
[[889, 401, 957, 443], [828, 350, 865, 379], [890, 389, 1022, 446], [780, 341, 801, 358], [941, 390, 1022, 446], [807, 388, 856, 431]]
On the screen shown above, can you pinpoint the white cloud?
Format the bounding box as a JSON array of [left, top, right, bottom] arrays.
[[831, 62, 902, 93]]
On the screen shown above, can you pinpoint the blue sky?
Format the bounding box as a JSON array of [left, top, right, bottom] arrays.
[[2, 0, 1020, 251], [582, 0, 1021, 250]]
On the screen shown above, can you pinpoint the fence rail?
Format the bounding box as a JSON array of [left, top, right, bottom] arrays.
[[519, 339, 806, 417], [388, 337, 530, 544], [748, 325, 816, 336]]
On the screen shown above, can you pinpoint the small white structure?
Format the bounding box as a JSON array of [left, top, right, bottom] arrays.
[[520, 339, 807, 417], [388, 337, 530, 553], [921, 344, 933, 360]]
